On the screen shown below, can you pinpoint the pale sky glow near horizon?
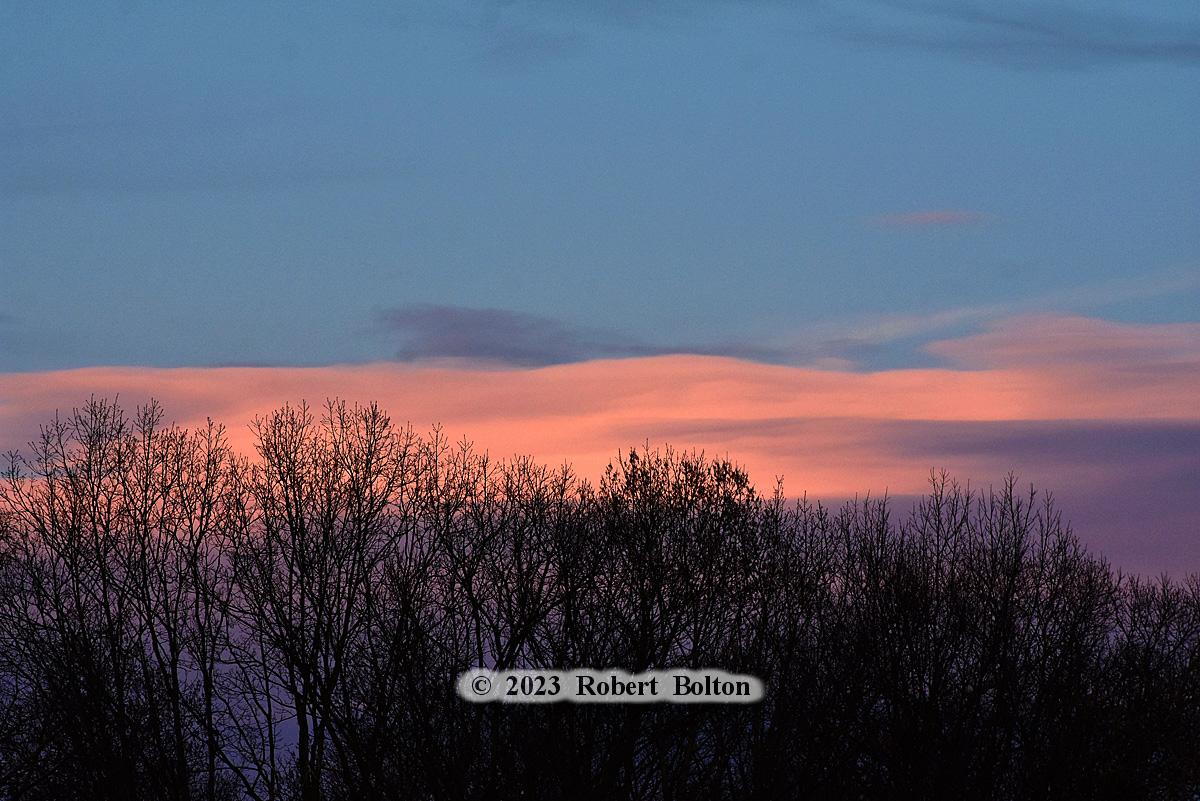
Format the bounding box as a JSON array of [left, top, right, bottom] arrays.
[[1, 1, 1198, 572]]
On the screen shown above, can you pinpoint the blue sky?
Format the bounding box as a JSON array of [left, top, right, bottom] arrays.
[[1, 0, 1197, 371]]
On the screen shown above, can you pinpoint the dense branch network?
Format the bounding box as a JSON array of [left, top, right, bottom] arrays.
[[0, 398, 1196, 800]]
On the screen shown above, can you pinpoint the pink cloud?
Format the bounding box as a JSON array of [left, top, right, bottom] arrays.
[[928, 313, 1200, 368], [0, 315, 1196, 573]]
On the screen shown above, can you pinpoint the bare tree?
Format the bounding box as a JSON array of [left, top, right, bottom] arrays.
[[1, 398, 1197, 801]]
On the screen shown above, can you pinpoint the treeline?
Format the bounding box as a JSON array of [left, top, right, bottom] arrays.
[[0, 398, 1197, 801]]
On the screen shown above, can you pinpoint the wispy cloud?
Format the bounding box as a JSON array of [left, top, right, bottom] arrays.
[[872, 209, 988, 227], [376, 267, 1200, 372], [2, 313, 1197, 572], [781, 266, 1200, 368], [478, 25, 589, 67], [0, 94, 408, 197], [828, 0, 1200, 69], [926, 314, 1200, 370], [461, 0, 1200, 70]]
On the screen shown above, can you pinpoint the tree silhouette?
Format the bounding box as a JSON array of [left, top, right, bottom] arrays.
[[0, 398, 1196, 800]]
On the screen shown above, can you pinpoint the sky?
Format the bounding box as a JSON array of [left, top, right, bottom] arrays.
[[1, 1, 1198, 572]]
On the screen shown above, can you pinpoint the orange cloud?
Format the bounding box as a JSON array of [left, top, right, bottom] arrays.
[[1, 315, 1197, 572]]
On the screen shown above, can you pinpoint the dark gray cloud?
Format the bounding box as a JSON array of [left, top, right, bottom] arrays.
[[641, 417, 1200, 474], [882, 418, 1200, 574], [616, 415, 1200, 574], [881, 418, 1200, 467], [828, 1, 1200, 68], [377, 304, 794, 366]]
